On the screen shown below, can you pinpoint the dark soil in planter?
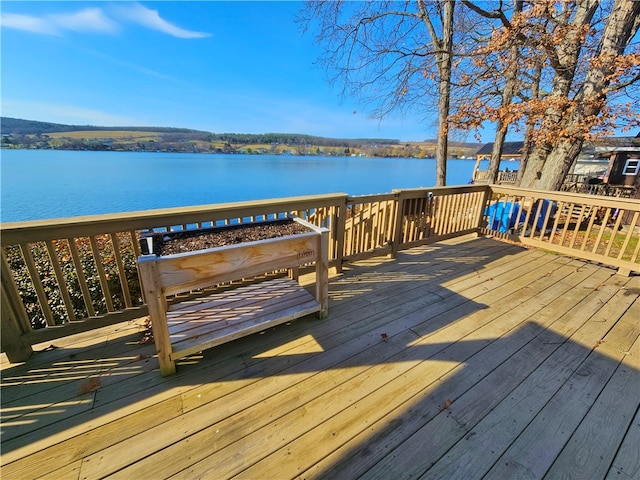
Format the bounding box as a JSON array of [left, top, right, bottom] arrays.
[[151, 219, 311, 256]]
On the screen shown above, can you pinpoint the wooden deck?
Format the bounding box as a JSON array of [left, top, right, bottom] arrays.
[[2, 235, 639, 480]]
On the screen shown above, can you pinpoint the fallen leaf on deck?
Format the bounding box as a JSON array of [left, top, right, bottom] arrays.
[[39, 344, 59, 352], [138, 331, 154, 345], [78, 377, 101, 395], [381, 333, 388, 342], [594, 339, 604, 348], [439, 399, 452, 412]]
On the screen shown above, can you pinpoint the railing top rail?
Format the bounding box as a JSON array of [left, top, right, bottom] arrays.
[[392, 185, 488, 196], [347, 193, 397, 203], [345, 185, 489, 206], [0, 193, 349, 246], [489, 184, 640, 209]]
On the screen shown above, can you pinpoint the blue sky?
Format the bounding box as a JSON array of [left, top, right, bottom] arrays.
[[1, 1, 453, 141]]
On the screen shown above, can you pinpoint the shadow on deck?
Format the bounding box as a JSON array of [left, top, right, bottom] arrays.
[[2, 236, 639, 479]]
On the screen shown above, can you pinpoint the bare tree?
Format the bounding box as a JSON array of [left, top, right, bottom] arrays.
[[299, 1, 458, 186], [458, 0, 525, 184]]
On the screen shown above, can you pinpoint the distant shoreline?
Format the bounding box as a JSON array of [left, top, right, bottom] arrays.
[[0, 145, 479, 160], [0, 117, 483, 159]]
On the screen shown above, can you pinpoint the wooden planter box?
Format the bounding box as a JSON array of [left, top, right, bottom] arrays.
[[137, 217, 329, 375]]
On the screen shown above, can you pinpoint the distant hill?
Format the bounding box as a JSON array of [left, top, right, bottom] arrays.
[[0, 117, 205, 136], [0, 117, 481, 157]]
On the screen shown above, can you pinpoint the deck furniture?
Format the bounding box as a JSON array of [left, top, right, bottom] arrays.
[[137, 217, 329, 375]]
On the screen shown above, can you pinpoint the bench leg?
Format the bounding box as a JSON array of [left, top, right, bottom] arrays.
[[148, 306, 176, 376], [139, 257, 176, 376], [316, 230, 329, 318]]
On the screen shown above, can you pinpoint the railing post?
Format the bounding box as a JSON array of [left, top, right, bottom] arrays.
[[1, 253, 33, 361], [474, 185, 492, 235], [334, 198, 347, 273], [1, 292, 33, 362], [316, 228, 329, 317], [391, 190, 405, 258]]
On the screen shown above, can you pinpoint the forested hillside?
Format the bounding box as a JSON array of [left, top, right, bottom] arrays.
[[0, 117, 481, 157]]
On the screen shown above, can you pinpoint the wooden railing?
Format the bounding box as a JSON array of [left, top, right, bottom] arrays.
[[473, 170, 519, 185], [2, 185, 639, 363], [483, 186, 640, 276], [0, 194, 348, 361], [560, 180, 637, 198]]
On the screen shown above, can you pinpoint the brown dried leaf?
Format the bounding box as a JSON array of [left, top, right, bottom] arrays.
[[138, 331, 154, 345], [78, 377, 101, 395], [439, 399, 452, 412], [38, 344, 60, 352]]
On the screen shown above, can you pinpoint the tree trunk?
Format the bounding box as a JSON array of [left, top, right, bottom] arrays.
[[534, 138, 585, 191], [489, 128, 507, 183], [516, 60, 542, 185], [519, 0, 600, 189], [487, 0, 522, 185], [435, 76, 451, 186], [434, 0, 456, 187]]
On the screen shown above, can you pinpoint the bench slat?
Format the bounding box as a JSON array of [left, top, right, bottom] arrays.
[[169, 278, 320, 361]]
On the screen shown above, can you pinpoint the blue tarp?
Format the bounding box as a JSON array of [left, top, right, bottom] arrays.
[[530, 199, 556, 229], [485, 202, 525, 233], [485, 200, 557, 233]]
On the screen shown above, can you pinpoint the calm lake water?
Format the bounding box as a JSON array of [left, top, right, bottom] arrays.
[[1, 149, 477, 222]]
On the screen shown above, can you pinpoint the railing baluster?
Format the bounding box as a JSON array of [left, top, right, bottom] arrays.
[[590, 208, 611, 254], [89, 236, 115, 312], [45, 240, 77, 322], [19, 243, 56, 326], [630, 226, 640, 264], [617, 212, 639, 261], [431, 195, 443, 235], [604, 211, 625, 258], [549, 201, 564, 244], [110, 233, 133, 308], [559, 203, 575, 246], [67, 237, 96, 317], [569, 204, 588, 249], [438, 195, 449, 235], [580, 205, 599, 252]]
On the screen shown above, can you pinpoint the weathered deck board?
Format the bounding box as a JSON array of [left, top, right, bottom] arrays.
[[1, 236, 638, 480], [544, 334, 640, 479], [606, 407, 640, 480], [311, 263, 618, 480]]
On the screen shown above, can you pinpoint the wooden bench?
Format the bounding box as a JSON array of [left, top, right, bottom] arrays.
[[138, 219, 329, 375]]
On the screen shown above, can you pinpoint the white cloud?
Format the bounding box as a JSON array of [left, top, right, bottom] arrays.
[[113, 3, 211, 39], [51, 8, 119, 34], [0, 13, 60, 36], [0, 8, 118, 36], [0, 4, 210, 39]]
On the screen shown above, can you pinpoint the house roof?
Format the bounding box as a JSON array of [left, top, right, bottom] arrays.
[[476, 133, 640, 158], [593, 134, 640, 152], [475, 141, 524, 156]]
